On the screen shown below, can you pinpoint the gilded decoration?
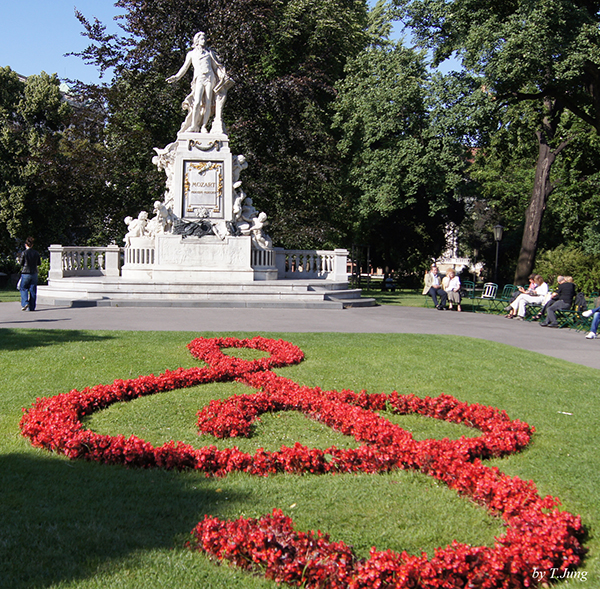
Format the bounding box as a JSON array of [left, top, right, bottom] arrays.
[[183, 161, 224, 216]]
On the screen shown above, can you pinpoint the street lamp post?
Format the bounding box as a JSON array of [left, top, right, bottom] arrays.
[[493, 225, 504, 283]]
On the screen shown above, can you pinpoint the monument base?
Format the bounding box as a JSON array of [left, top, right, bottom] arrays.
[[40, 244, 374, 308], [37, 277, 370, 308], [122, 234, 262, 282]]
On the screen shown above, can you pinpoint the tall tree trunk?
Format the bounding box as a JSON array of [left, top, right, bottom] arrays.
[[513, 138, 556, 284], [513, 99, 571, 285]]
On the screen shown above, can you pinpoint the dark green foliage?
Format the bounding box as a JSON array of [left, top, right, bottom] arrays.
[[535, 245, 600, 295], [74, 0, 369, 249], [468, 104, 600, 277], [333, 10, 472, 272], [0, 253, 20, 275], [400, 0, 600, 281], [545, 126, 600, 253], [0, 68, 98, 253]]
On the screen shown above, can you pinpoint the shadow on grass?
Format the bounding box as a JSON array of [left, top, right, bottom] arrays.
[[0, 329, 114, 352], [0, 453, 244, 588]]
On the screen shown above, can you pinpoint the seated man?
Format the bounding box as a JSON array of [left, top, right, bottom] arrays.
[[540, 275, 576, 327], [382, 272, 396, 292], [422, 264, 447, 310]]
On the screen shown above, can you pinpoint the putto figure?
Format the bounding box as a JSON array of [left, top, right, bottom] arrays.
[[123, 211, 149, 246], [167, 31, 232, 134]]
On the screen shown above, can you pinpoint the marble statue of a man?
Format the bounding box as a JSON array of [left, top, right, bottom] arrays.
[[167, 31, 231, 134]]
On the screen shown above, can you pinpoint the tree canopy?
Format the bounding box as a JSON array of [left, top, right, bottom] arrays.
[[0, 68, 91, 253], [400, 0, 600, 282], [333, 0, 481, 273]]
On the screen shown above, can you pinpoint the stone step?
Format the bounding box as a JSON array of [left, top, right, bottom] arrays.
[[42, 298, 348, 309], [43, 277, 352, 294], [38, 279, 377, 309], [39, 288, 352, 302], [326, 296, 377, 308]]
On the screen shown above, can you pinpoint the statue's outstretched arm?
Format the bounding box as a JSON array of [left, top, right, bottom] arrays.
[[167, 52, 192, 84]]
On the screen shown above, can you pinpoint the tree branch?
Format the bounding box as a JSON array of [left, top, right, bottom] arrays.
[[553, 134, 577, 157], [496, 90, 546, 103], [560, 96, 600, 133]]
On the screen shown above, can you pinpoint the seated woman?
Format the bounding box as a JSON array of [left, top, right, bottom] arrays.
[[444, 268, 462, 311], [505, 274, 548, 320]]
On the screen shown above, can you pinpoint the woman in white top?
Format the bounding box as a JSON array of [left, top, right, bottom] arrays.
[[506, 274, 549, 320], [444, 268, 462, 312]]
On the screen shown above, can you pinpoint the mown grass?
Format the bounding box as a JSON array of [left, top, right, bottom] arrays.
[[0, 329, 598, 588], [360, 287, 426, 307], [0, 286, 20, 303], [361, 287, 498, 314]]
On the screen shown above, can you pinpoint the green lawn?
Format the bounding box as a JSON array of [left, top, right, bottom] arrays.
[[361, 287, 427, 306], [362, 286, 507, 313], [1, 329, 598, 587], [0, 286, 20, 303]]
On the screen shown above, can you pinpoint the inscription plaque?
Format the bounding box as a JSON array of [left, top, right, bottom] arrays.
[[182, 161, 224, 218]]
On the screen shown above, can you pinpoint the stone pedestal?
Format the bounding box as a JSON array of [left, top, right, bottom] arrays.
[[121, 234, 254, 282], [121, 129, 276, 283], [167, 132, 233, 223]]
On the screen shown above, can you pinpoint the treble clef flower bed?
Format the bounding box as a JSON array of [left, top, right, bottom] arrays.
[[20, 336, 585, 588]]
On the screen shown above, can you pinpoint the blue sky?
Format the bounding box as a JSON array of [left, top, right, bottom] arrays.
[[0, 1, 458, 85], [0, 1, 120, 83]]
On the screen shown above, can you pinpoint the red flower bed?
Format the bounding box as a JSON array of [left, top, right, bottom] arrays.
[[20, 336, 585, 588]]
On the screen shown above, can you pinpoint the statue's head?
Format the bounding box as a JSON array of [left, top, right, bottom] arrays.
[[193, 32, 206, 47]]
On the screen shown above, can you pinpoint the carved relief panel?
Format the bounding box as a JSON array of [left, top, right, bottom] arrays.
[[182, 161, 224, 219]]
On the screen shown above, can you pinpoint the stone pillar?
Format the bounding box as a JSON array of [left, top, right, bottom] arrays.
[[332, 249, 349, 282], [274, 247, 286, 279], [104, 245, 122, 277], [48, 245, 64, 280]]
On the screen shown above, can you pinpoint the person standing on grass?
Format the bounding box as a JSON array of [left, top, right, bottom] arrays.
[[19, 237, 41, 312], [422, 264, 447, 310]]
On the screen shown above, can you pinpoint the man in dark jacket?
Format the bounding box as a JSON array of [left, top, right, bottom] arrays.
[[540, 276, 576, 328], [20, 237, 41, 311]]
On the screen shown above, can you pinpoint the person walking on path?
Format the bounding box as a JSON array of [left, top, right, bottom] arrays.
[[19, 237, 41, 311]]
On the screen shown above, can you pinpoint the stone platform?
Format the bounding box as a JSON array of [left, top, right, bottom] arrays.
[[37, 277, 375, 309]]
